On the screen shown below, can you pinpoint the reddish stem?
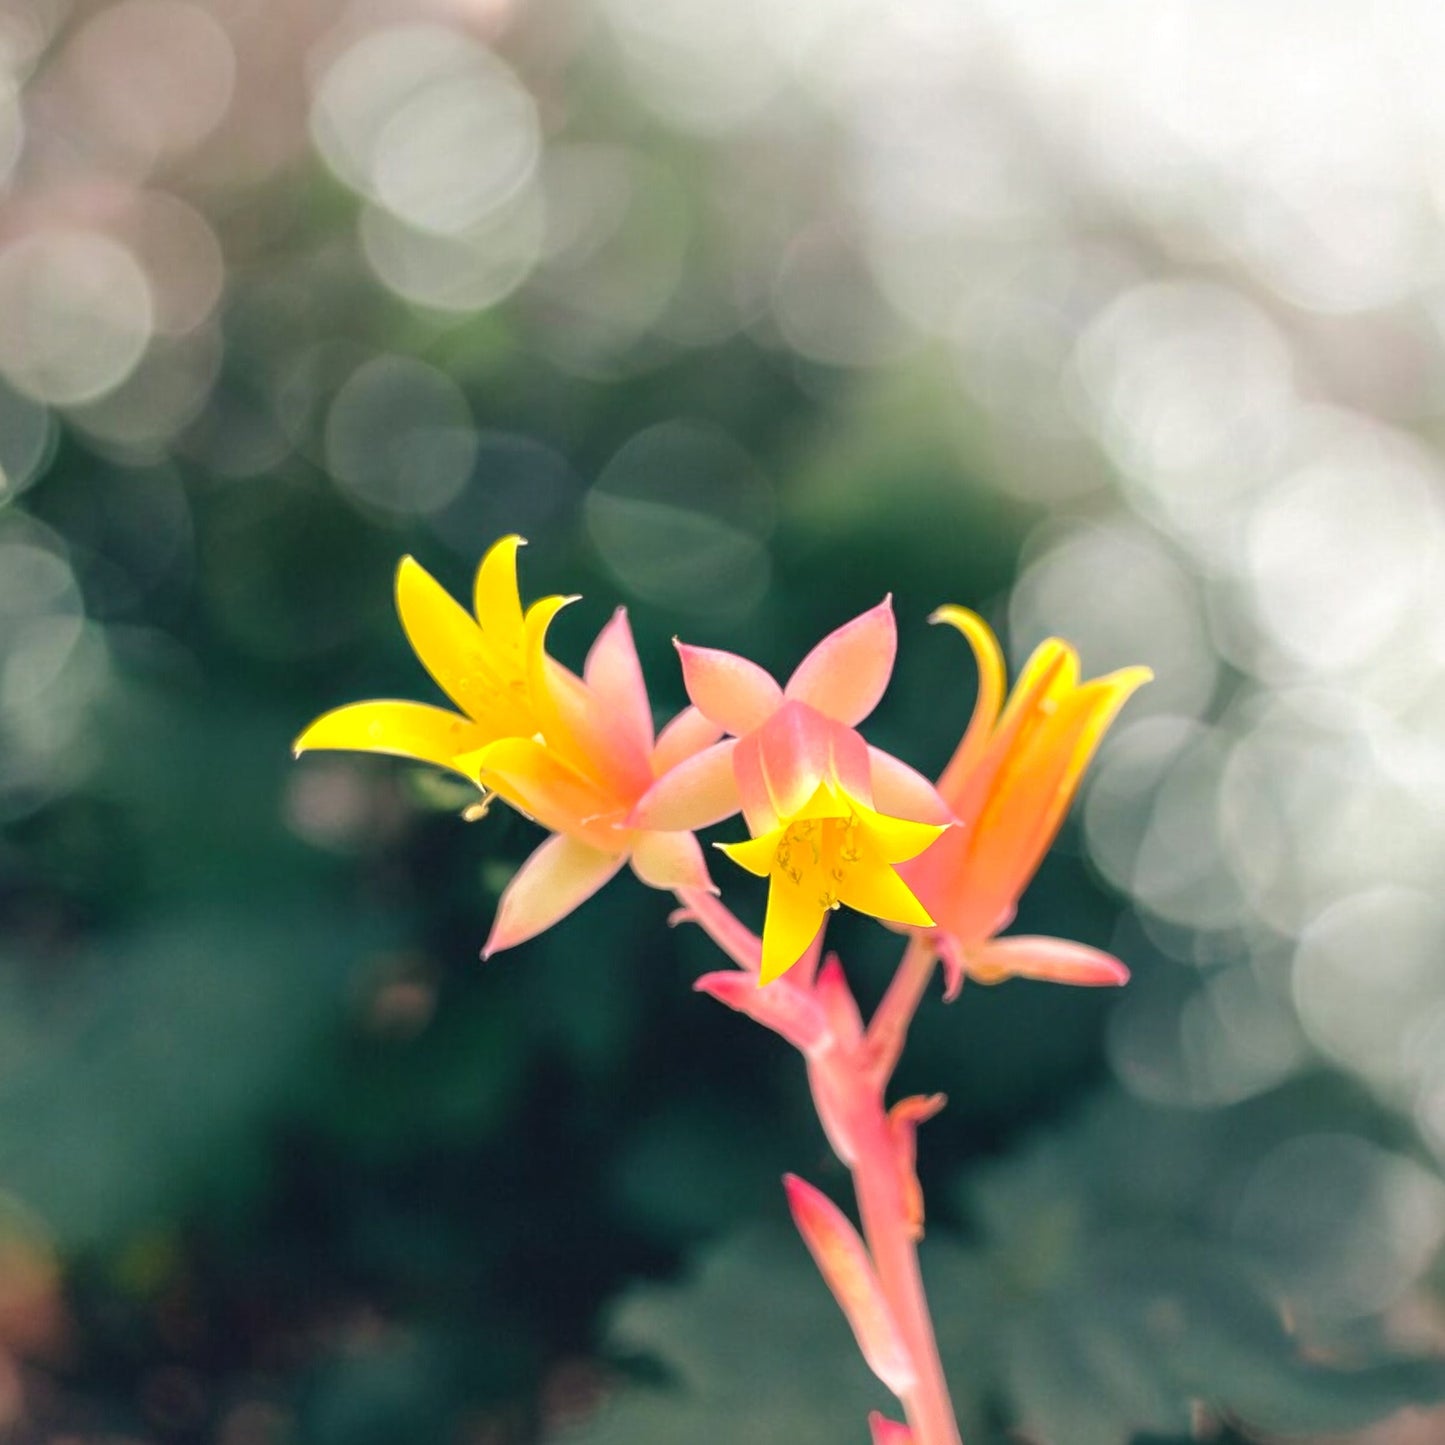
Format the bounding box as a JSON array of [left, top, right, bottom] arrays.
[[847, 1086, 961, 1445], [679, 892, 962, 1443]]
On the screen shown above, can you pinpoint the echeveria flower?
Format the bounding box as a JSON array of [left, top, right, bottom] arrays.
[[899, 607, 1150, 996], [294, 537, 721, 954], [636, 599, 949, 983]]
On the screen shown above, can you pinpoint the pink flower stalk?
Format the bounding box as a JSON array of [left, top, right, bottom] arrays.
[[635, 600, 949, 983]]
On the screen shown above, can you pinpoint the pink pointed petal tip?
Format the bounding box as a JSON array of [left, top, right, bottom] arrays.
[[970, 935, 1130, 987], [584, 607, 655, 755], [694, 972, 833, 1057], [783, 1174, 917, 1398], [483, 834, 625, 958], [869, 1414, 915, 1444], [784, 596, 896, 726], [675, 641, 782, 736]]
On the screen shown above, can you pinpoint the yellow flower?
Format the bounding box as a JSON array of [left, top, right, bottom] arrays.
[[293, 535, 551, 775], [720, 774, 943, 985], [294, 536, 721, 953]]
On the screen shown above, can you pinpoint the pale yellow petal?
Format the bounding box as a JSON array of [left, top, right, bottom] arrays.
[[630, 829, 715, 892], [484, 833, 625, 956]]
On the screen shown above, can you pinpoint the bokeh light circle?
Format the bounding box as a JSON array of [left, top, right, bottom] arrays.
[[0, 230, 154, 405]]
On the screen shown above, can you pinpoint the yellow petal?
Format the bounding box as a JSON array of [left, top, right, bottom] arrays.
[[966, 665, 1149, 925], [463, 736, 615, 842], [293, 700, 486, 778], [473, 534, 526, 640], [395, 556, 531, 735], [834, 852, 934, 929], [759, 872, 828, 984], [931, 606, 1007, 802], [856, 807, 947, 864], [717, 828, 783, 878]]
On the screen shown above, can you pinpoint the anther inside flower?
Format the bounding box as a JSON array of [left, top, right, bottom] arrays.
[[720, 778, 942, 984]]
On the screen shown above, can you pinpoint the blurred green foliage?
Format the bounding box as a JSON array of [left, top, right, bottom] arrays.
[[3, 4, 1445, 1444]]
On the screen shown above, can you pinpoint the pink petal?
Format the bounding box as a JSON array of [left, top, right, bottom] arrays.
[[483, 833, 625, 956], [869, 746, 953, 823], [749, 700, 833, 827], [584, 607, 655, 755], [783, 1174, 917, 1397], [694, 972, 833, 1057], [675, 641, 782, 735], [629, 828, 715, 892], [527, 602, 653, 799], [828, 721, 875, 806], [630, 739, 740, 831], [969, 935, 1130, 987], [869, 1414, 914, 1444], [651, 705, 724, 776], [784, 597, 897, 726]]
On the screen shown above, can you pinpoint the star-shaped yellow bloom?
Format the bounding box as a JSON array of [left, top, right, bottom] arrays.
[[719, 778, 944, 984]]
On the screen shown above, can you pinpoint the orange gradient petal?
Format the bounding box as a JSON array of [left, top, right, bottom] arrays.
[[464, 736, 616, 842], [930, 606, 1007, 803]]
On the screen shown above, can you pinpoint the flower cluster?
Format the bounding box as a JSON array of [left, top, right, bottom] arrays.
[[295, 536, 1147, 988], [294, 535, 1149, 1445]]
